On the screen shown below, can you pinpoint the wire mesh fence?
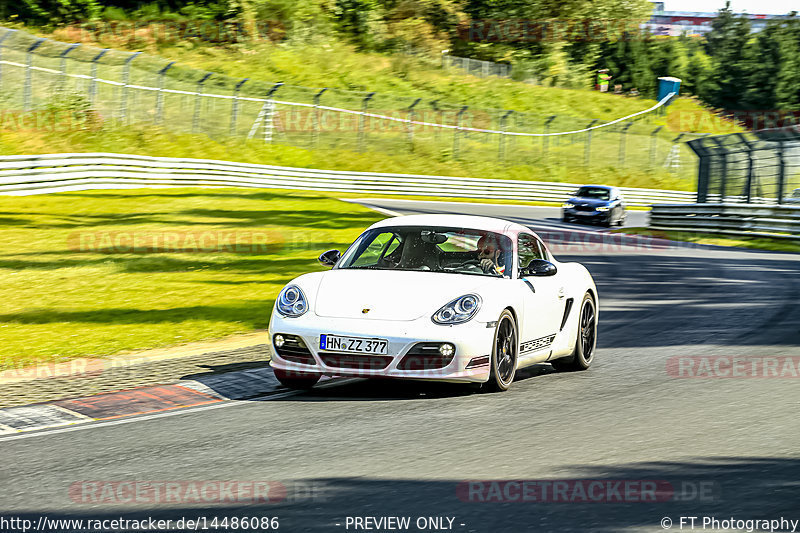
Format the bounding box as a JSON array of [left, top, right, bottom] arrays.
[[0, 26, 702, 180], [688, 129, 800, 204], [441, 54, 512, 78]]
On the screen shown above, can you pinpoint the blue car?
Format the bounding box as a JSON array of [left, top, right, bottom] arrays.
[[562, 185, 627, 227]]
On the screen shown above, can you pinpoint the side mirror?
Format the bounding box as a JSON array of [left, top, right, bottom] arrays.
[[318, 249, 341, 267], [523, 259, 557, 277]]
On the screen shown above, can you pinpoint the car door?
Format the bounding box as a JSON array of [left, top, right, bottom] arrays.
[[516, 233, 564, 360]]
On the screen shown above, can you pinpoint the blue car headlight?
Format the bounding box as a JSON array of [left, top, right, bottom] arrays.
[[276, 285, 308, 317], [432, 294, 482, 325], [562, 202, 574, 209]]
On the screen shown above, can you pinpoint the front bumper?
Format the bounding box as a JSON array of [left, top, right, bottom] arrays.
[[268, 312, 494, 383], [563, 207, 611, 222]]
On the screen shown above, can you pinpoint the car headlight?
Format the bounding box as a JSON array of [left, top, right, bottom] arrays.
[[562, 203, 574, 209], [432, 294, 482, 325], [276, 285, 308, 317], [596, 206, 610, 212]]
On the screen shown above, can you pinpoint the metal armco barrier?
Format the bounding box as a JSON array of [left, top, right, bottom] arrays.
[[649, 203, 800, 240], [0, 153, 695, 206]]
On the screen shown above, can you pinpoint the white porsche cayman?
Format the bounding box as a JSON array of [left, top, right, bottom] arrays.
[[268, 214, 598, 392]]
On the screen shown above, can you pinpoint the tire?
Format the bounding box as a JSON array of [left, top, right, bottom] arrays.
[[562, 214, 571, 223], [485, 310, 518, 392], [273, 367, 321, 390], [551, 292, 596, 372]]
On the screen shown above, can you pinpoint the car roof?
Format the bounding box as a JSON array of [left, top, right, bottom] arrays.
[[368, 214, 529, 235]]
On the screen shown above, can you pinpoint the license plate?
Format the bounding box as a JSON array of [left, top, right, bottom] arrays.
[[320, 334, 389, 355]]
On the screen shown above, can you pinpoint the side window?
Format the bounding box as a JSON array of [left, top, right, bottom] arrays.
[[518, 233, 545, 270]]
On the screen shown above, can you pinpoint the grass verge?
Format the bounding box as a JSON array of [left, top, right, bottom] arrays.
[[0, 187, 383, 370]]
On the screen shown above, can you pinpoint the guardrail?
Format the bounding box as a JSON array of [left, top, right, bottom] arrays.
[[0, 153, 696, 206], [649, 203, 800, 240]]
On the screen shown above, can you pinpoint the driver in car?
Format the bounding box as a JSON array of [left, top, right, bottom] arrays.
[[477, 234, 506, 276]]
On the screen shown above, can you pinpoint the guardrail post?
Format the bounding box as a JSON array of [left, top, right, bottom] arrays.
[[155, 61, 175, 124], [430, 100, 441, 144], [311, 87, 328, 148], [24, 38, 46, 111], [618, 121, 633, 167], [649, 126, 663, 169], [229, 78, 249, 136], [119, 51, 140, 124], [776, 141, 786, 205], [0, 29, 17, 89], [88, 48, 109, 107], [58, 43, 80, 95], [584, 119, 599, 167], [407, 97, 421, 151], [543, 115, 556, 157], [453, 105, 468, 160], [358, 92, 375, 153], [498, 110, 513, 163], [192, 72, 212, 133]]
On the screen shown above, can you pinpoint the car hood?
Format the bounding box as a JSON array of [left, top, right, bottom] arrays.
[[312, 269, 492, 321], [569, 197, 610, 207]]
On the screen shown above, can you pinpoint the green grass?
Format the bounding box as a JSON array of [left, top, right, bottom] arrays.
[[0, 188, 383, 370], [614, 227, 800, 253]]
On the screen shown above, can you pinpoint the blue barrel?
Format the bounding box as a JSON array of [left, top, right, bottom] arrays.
[[657, 77, 681, 104]]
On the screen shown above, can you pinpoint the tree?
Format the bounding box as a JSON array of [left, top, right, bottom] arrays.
[[704, 1, 752, 109]]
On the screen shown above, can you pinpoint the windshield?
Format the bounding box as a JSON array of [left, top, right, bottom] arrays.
[[576, 187, 611, 200], [337, 226, 513, 278]]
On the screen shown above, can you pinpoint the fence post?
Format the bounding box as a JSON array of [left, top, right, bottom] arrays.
[[229, 78, 249, 136], [0, 29, 17, 89], [88, 48, 109, 107], [23, 38, 46, 111], [192, 72, 212, 133], [407, 97, 421, 151], [649, 126, 663, 169], [154, 62, 175, 124], [453, 106, 468, 160], [543, 115, 556, 158], [618, 121, 633, 167], [430, 100, 441, 145], [358, 92, 375, 153], [119, 51, 140, 124], [584, 119, 599, 167], [312, 87, 328, 148], [776, 141, 786, 205], [498, 110, 513, 163], [58, 43, 80, 95]]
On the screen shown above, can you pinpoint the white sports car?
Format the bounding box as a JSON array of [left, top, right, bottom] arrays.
[[268, 214, 598, 392]]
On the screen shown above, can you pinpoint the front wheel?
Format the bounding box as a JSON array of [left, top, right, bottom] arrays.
[[273, 367, 321, 390], [485, 310, 518, 392], [551, 292, 596, 371]]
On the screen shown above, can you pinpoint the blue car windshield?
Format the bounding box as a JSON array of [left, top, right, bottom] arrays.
[[576, 187, 611, 200]]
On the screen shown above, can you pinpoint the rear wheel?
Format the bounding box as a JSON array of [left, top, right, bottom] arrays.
[[485, 310, 518, 391], [551, 293, 596, 371], [273, 367, 321, 390]]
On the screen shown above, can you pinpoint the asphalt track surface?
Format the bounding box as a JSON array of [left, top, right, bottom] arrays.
[[2, 200, 800, 533]]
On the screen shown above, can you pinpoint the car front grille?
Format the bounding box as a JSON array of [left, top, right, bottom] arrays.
[[319, 353, 393, 370], [574, 204, 596, 212], [397, 343, 455, 370]]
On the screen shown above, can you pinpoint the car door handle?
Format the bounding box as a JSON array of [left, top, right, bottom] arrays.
[[558, 287, 566, 299]]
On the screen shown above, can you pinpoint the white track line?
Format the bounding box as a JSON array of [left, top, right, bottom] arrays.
[[0, 391, 299, 443]]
